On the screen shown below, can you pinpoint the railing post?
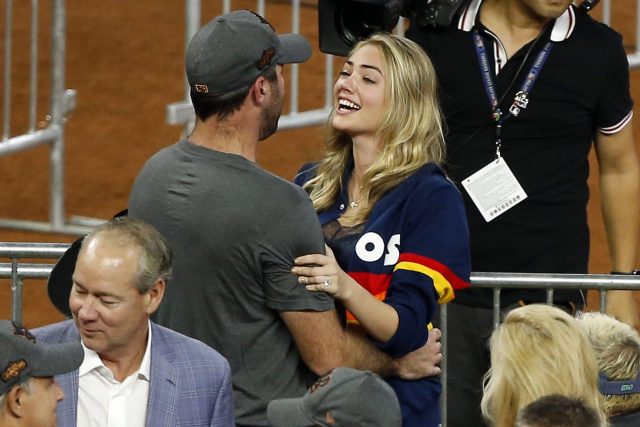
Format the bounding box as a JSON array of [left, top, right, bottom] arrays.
[[10, 259, 23, 323], [49, 0, 66, 230], [440, 303, 448, 427]]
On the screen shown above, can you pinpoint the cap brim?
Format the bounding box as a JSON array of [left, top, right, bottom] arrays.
[[47, 209, 128, 318], [267, 397, 317, 427], [31, 340, 84, 377], [277, 33, 312, 64], [48, 237, 82, 318]]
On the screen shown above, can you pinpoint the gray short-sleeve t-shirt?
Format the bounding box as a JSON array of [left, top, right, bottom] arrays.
[[129, 139, 333, 426]]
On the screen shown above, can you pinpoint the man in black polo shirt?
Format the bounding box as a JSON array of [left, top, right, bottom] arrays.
[[407, 0, 640, 425]]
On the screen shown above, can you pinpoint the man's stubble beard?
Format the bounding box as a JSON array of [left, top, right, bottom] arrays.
[[258, 81, 284, 141]]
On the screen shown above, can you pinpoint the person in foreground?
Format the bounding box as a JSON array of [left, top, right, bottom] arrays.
[[515, 394, 604, 427], [293, 33, 471, 427], [128, 11, 440, 426], [0, 320, 83, 427], [267, 367, 401, 427], [577, 311, 640, 426], [33, 217, 234, 427], [481, 304, 607, 427]]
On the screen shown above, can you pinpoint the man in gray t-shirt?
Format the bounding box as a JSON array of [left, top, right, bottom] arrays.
[[130, 139, 331, 424], [130, 10, 438, 426]]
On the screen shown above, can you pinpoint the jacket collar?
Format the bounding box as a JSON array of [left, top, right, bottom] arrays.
[[457, 0, 576, 41]]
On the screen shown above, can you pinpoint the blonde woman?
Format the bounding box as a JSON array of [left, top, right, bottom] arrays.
[[481, 304, 607, 427], [291, 33, 471, 427]]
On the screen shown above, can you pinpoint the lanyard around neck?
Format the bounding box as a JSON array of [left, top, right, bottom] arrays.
[[472, 30, 553, 157]]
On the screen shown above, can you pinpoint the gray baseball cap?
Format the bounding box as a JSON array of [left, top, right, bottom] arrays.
[[0, 320, 83, 395], [267, 367, 402, 427], [186, 9, 312, 96]]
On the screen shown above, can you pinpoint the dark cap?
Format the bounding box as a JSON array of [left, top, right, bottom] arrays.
[[186, 9, 312, 96], [0, 320, 83, 395], [267, 367, 401, 427], [47, 237, 82, 318]]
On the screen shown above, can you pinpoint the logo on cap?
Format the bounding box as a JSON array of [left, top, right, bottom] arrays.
[[257, 47, 276, 70], [309, 374, 331, 393], [195, 84, 209, 94], [12, 321, 36, 344], [1, 359, 27, 382]]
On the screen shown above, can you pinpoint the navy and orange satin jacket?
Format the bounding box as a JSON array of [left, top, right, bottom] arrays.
[[295, 162, 471, 357], [296, 162, 471, 426]]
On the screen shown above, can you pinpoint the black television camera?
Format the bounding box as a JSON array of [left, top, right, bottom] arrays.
[[318, 0, 466, 56], [318, 0, 601, 56]]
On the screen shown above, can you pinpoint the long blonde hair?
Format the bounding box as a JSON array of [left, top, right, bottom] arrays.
[[481, 304, 607, 427], [303, 33, 445, 225]]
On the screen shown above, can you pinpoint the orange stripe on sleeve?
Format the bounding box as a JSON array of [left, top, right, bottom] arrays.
[[399, 253, 470, 291], [394, 261, 455, 304]]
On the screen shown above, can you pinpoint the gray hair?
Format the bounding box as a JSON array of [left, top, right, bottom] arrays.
[[83, 217, 173, 293], [0, 378, 33, 410]]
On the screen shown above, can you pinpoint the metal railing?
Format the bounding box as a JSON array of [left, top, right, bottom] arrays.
[[5, 242, 640, 327], [0, 243, 68, 322], [0, 0, 96, 235]]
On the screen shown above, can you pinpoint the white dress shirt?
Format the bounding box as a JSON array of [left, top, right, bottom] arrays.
[[77, 322, 152, 427]]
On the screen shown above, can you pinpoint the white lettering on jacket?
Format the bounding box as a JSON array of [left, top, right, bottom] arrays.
[[355, 232, 401, 266]]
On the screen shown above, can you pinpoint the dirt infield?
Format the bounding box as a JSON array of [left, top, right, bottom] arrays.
[[1, 0, 639, 327]]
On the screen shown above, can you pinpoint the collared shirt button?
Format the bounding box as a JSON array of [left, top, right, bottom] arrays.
[[339, 203, 345, 210]]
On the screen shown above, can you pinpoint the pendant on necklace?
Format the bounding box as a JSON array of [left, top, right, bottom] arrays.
[[349, 200, 360, 208]]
